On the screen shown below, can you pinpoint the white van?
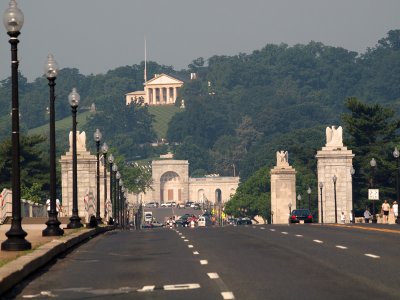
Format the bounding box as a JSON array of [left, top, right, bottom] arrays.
[[144, 211, 153, 222], [198, 216, 211, 227]]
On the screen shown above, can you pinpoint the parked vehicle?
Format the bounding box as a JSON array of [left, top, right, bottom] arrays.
[[289, 209, 313, 223], [145, 202, 158, 208], [193, 203, 201, 210], [185, 201, 194, 207], [151, 221, 164, 228], [235, 218, 252, 225]]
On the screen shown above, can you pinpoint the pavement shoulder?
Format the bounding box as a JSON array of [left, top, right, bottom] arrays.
[[0, 225, 115, 296]]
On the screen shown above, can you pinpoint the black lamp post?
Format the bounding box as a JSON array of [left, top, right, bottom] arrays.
[[393, 147, 400, 224], [115, 171, 121, 224], [288, 203, 292, 224], [119, 179, 124, 228], [101, 143, 108, 222], [297, 194, 301, 209], [67, 88, 82, 229], [307, 187, 311, 211], [350, 166, 355, 223], [94, 128, 102, 225], [319, 182, 324, 224], [370, 158, 377, 223], [108, 153, 114, 222], [333, 175, 337, 223], [42, 54, 63, 236], [1, 0, 31, 251], [271, 210, 274, 224], [112, 164, 118, 222]]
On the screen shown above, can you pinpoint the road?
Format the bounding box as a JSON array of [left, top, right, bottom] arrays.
[[7, 223, 400, 300]]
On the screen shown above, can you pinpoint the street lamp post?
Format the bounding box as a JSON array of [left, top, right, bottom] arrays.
[[119, 180, 124, 228], [108, 154, 114, 223], [67, 88, 82, 229], [42, 54, 63, 237], [288, 203, 292, 224], [350, 166, 355, 223], [271, 211, 274, 224], [307, 187, 311, 211], [370, 158, 377, 223], [319, 182, 324, 224], [297, 194, 301, 209], [393, 147, 400, 224], [101, 143, 108, 222], [333, 175, 337, 223], [115, 171, 121, 225], [1, 0, 31, 251], [94, 129, 102, 225]]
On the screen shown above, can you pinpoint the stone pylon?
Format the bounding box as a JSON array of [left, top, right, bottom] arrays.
[[316, 126, 354, 223], [270, 151, 297, 224]]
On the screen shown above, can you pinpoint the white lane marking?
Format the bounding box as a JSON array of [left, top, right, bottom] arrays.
[[336, 245, 348, 249], [270, 229, 276, 232], [188, 245, 194, 248], [200, 260, 208, 265], [181, 236, 185, 239], [193, 251, 199, 255], [178, 233, 182, 235], [184, 239, 189, 242], [365, 253, 380, 259], [252, 226, 256, 229], [313, 240, 323, 243], [281, 232, 288, 235], [260, 227, 265, 230], [164, 283, 201, 290], [295, 234, 303, 237], [221, 291, 235, 299], [137, 285, 155, 292], [207, 272, 220, 279]]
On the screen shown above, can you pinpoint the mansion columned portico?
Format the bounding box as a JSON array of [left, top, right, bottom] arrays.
[[125, 73, 184, 106]]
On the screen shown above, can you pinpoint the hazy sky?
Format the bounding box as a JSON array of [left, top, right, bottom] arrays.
[[0, 0, 399, 82]]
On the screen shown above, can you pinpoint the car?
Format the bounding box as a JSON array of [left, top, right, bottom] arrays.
[[142, 222, 153, 228], [160, 202, 169, 208], [185, 201, 194, 208], [177, 203, 185, 209], [193, 203, 201, 210], [145, 202, 158, 208], [289, 209, 313, 223], [235, 217, 252, 225], [151, 221, 165, 228]]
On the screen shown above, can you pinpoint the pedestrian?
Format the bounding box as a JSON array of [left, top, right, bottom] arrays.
[[349, 210, 354, 224], [341, 211, 346, 224], [393, 201, 398, 223], [382, 199, 390, 224], [364, 208, 372, 223]]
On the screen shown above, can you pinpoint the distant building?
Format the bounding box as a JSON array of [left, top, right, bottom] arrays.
[[137, 158, 239, 205], [125, 73, 184, 106]]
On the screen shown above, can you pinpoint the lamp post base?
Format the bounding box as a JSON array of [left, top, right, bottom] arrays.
[[67, 215, 83, 229], [372, 216, 378, 223], [96, 216, 103, 225], [42, 216, 64, 236], [1, 225, 31, 251]]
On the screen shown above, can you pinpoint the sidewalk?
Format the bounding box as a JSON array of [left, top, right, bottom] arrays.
[[0, 222, 114, 296]]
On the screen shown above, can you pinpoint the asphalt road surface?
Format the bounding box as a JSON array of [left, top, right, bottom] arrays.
[[7, 223, 400, 300]]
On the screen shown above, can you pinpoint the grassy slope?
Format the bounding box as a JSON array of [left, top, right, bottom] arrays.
[[27, 111, 91, 136], [148, 105, 181, 139]]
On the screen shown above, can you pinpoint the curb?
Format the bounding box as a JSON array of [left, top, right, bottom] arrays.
[[0, 225, 115, 296]]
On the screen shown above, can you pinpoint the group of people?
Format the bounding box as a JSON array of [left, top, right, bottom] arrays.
[[363, 200, 398, 224]]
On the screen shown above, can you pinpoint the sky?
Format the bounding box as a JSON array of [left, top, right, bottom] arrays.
[[0, 0, 399, 82]]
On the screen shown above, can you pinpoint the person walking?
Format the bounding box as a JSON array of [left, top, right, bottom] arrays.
[[393, 201, 398, 224], [382, 200, 390, 224], [364, 208, 372, 223], [341, 211, 346, 224]]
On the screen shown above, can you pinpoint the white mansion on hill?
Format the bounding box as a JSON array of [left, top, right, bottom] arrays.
[[125, 73, 184, 106]]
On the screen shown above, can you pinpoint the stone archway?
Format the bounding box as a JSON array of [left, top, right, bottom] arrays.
[[160, 171, 182, 203]]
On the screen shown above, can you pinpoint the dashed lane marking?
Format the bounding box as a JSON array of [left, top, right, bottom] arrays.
[[313, 240, 324, 243], [163, 283, 201, 291], [260, 227, 265, 230], [137, 285, 156, 292], [181, 236, 185, 239], [221, 291, 235, 299], [281, 232, 288, 235], [295, 234, 303, 237], [207, 273, 220, 279], [336, 245, 348, 249], [365, 253, 380, 259], [184, 239, 189, 242], [193, 251, 199, 255], [200, 260, 208, 265], [270, 229, 276, 232], [188, 245, 194, 248]]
